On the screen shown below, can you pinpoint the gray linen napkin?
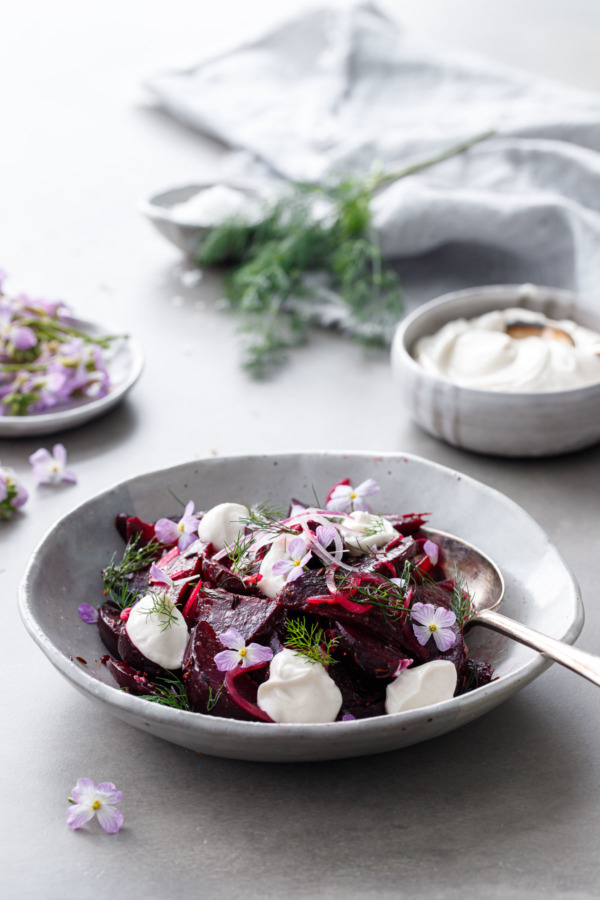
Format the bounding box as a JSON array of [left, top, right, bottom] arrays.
[[145, 1, 600, 311]]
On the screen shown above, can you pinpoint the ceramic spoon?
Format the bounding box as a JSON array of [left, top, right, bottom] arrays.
[[425, 528, 600, 686]]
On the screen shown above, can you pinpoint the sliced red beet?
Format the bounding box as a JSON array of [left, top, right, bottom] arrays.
[[104, 658, 165, 697], [183, 621, 265, 720], [189, 588, 280, 644], [97, 605, 124, 657]]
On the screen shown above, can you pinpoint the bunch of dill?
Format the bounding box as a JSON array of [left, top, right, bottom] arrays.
[[195, 131, 494, 377]]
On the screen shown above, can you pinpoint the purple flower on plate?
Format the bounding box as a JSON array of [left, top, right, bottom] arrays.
[[29, 444, 77, 486], [423, 539, 439, 566], [78, 603, 99, 624], [411, 603, 457, 652], [314, 525, 337, 550], [326, 478, 380, 513], [154, 501, 199, 551], [0, 464, 28, 519], [272, 537, 312, 584], [67, 778, 123, 833], [214, 626, 273, 672]]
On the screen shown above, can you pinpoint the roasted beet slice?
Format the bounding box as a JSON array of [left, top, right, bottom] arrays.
[[97, 605, 124, 657], [190, 589, 280, 644], [201, 556, 253, 595], [117, 626, 171, 678], [115, 514, 156, 545], [183, 621, 263, 720], [104, 658, 165, 697]]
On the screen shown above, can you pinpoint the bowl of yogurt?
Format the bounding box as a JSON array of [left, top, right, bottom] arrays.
[[391, 283, 600, 456]]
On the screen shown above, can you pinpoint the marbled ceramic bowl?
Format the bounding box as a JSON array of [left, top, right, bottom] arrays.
[[391, 284, 600, 457], [19, 452, 582, 762]]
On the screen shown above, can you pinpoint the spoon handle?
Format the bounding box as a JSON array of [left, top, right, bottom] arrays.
[[472, 608, 600, 686]]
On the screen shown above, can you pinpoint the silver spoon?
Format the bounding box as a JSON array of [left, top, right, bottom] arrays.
[[424, 528, 600, 686]]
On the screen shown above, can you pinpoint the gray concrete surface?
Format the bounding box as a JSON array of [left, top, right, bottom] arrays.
[[1, 2, 600, 897]]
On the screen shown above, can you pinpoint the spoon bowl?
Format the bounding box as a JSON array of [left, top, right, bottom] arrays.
[[426, 527, 600, 687]]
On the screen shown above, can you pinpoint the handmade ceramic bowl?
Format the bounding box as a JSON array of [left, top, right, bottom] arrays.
[[391, 284, 600, 457], [140, 181, 267, 255], [19, 452, 583, 762]]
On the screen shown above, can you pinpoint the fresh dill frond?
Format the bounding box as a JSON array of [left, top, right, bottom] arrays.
[[224, 531, 256, 576], [238, 502, 295, 536], [103, 579, 143, 612], [449, 570, 474, 628], [144, 592, 179, 631], [141, 673, 191, 711], [102, 533, 161, 598], [193, 131, 494, 377], [285, 618, 338, 667]]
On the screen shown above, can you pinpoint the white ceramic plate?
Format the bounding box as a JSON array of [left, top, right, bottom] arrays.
[[0, 318, 144, 437], [19, 452, 583, 762]]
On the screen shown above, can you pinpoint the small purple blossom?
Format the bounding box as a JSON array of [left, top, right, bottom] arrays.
[[29, 444, 77, 486], [272, 537, 312, 584], [154, 500, 199, 551], [326, 478, 380, 513], [67, 778, 123, 834], [78, 603, 98, 624], [423, 540, 439, 565], [342, 713, 356, 721], [411, 603, 457, 652], [149, 562, 175, 588], [315, 525, 337, 549], [0, 464, 28, 519], [214, 626, 273, 672]]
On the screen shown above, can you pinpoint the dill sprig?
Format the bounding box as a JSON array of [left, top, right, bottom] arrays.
[[238, 502, 296, 536], [144, 592, 179, 631], [195, 131, 494, 377], [104, 579, 143, 612], [285, 618, 338, 667], [206, 682, 225, 712], [102, 534, 161, 602], [140, 673, 191, 711], [224, 531, 257, 576], [449, 570, 475, 628]]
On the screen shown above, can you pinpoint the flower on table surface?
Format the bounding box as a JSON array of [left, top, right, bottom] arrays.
[[326, 478, 380, 513], [154, 501, 199, 551], [411, 603, 457, 652], [67, 778, 123, 834], [0, 463, 28, 519], [271, 537, 312, 584], [78, 603, 98, 624], [214, 626, 273, 672], [29, 444, 77, 485]]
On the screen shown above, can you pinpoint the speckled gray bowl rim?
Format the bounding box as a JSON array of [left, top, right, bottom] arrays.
[[18, 451, 584, 762], [393, 284, 600, 400], [0, 317, 144, 437]]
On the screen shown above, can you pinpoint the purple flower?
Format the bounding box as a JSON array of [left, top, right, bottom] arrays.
[[423, 539, 439, 565], [154, 500, 199, 551], [29, 444, 77, 486], [149, 562, 174, 588], [326, 478, 380, 513], [67, 778, 123, 833], [315, 525, 337, 549], [78, 603, 98, 624], [411, 603, 457, 652], [214, 626, 273, 672], [272, 537, 312, 584], [0, 464, 28, 519]]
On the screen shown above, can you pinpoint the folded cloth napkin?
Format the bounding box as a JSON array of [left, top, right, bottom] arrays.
[[145, 1, 600, 311]]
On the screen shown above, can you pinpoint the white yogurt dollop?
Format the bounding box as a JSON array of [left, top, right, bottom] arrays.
[[258, 535, 295, 599], [413, 308, 600, 391], [125, 593, 189, 670], [257, 649, 343, 723], [385, 660, 457, 714], [198, 502, 249, 551], [340, 510, 397, 553]]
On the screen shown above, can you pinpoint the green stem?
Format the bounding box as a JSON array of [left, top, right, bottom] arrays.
[[374, 129, 496, 190]]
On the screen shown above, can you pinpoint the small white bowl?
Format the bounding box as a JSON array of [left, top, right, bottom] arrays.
[[391, 284, 600, 457], [140, 181, 267, 255]]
